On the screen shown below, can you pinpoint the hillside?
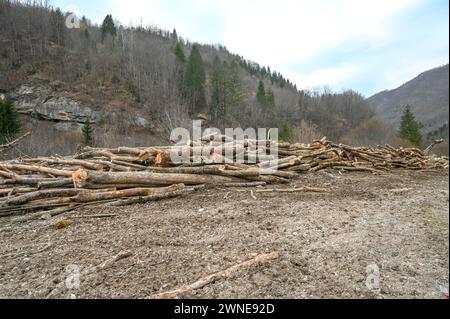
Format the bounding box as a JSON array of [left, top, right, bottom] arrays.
[[0, 1, 403, 157], [0, 0, 449, 303], [368, 64, 449, 137]]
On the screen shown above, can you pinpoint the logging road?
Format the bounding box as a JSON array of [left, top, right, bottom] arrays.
[[0, 170, 448, 299]]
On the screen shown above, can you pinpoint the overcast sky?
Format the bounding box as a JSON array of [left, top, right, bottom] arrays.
[[53, 0, 449, 97]]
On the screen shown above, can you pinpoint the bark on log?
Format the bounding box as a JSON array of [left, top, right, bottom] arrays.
[[90, 160, 133, 172], [0, 187, 37, 196], [4, 188, 84, 206], [0, 163, 74, 177], [37, 178, 73, 189], [223, 182, 267, 187], [72, 169, 240, 188], [72, 184, 185, 202], [24, 158, 104, 170], [12, 177, 73, 186], [255, 187, 328, 193], [105, 187, 194, 207]]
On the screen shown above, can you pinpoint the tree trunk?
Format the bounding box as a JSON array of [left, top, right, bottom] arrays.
[[72, 169, 240, 188]]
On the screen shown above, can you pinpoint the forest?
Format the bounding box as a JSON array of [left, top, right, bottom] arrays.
[[0, 0, 433, 156]]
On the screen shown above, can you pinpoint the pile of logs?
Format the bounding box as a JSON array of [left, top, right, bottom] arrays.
[[0, 136, 448, 221]]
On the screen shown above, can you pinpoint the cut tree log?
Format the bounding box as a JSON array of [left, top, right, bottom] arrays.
[[223, 181, 267, 187], [4, 188, 84, 206], [147, 251, 280, 299], [71, 184, 185, 202], [255, 187, 328, 193], [0, 187, 37, 196], [105, 186, 194, 206], [72, 169, 240, 188], [0, 163, 75, 177], [24, 158, 104, 170]]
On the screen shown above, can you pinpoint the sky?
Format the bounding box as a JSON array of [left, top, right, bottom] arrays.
[[53, 0, 449, 97]]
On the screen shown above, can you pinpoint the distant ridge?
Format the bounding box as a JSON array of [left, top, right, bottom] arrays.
[[368, 64, 449, 136]]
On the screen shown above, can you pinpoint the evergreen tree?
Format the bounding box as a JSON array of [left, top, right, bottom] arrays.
[[256, 80, 266, 106], [398, 104, 422, 148], [174, 42, 186, 63], [101, 14, 117, 43], [82, 119, 94, 146], [280, 122, 291, 142], [210, 56, 224, 123], [266, 88, 275, 109], [50, 8, 66, 46], [172, 28, 178, 41], [184, 44, 206, 112], [0, 98, 21, 143], [210, 58, 243, 126], [256, 80, 275, 111], [224, 60, 243, 110], [174, 42, 186, 94]]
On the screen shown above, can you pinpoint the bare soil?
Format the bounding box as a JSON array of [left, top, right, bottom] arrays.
[[0, 170, 448, 299]]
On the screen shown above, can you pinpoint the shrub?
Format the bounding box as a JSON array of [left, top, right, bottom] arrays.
[[0, 98, 21, 143]]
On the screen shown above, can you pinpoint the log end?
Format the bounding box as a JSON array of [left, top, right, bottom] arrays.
[[155, 151, 172, 167], [72, 169, 88, 188]]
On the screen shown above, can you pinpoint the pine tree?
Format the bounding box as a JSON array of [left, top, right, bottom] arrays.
[[50, 8, 66, 46], [280, 122, 291, 142], [172, 29, 178, 41], [266, 88, 275, 109], [398, 104, 422, 148], [82, 119, 94, 146], [174, 42, 186, 95], [256, 80, 266, 106], [0, 98, 21, 143], [101, 14, 117, 43], [224, 60, 243, 111], [210, 58, 243, 126], [210, 56, 224, 123], [174, 42, 186, 63], [184, 44, 206, 112]]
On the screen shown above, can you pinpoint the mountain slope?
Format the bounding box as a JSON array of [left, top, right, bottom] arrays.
[[0, 1, 389, 157], [368, 64, 449, 135]]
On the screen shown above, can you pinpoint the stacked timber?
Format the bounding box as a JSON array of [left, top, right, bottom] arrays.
[[0, 136, 448, 221]]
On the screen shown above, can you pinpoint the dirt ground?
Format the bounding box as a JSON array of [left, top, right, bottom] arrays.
[[0, 170, 448, 299]]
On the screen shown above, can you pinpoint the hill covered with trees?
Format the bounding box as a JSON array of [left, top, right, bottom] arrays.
[[368, 64, 449, 139], [0, 0, 438, 156]]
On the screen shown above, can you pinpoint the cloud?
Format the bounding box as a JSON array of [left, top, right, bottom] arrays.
[[109, 0, 225, 43], [285, 66, 359, 90], [220, 0, 421, 64]]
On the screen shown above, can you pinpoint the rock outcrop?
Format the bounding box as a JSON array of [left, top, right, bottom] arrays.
[[8, 82, 154, 133], [10, 84, 100, 124]]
